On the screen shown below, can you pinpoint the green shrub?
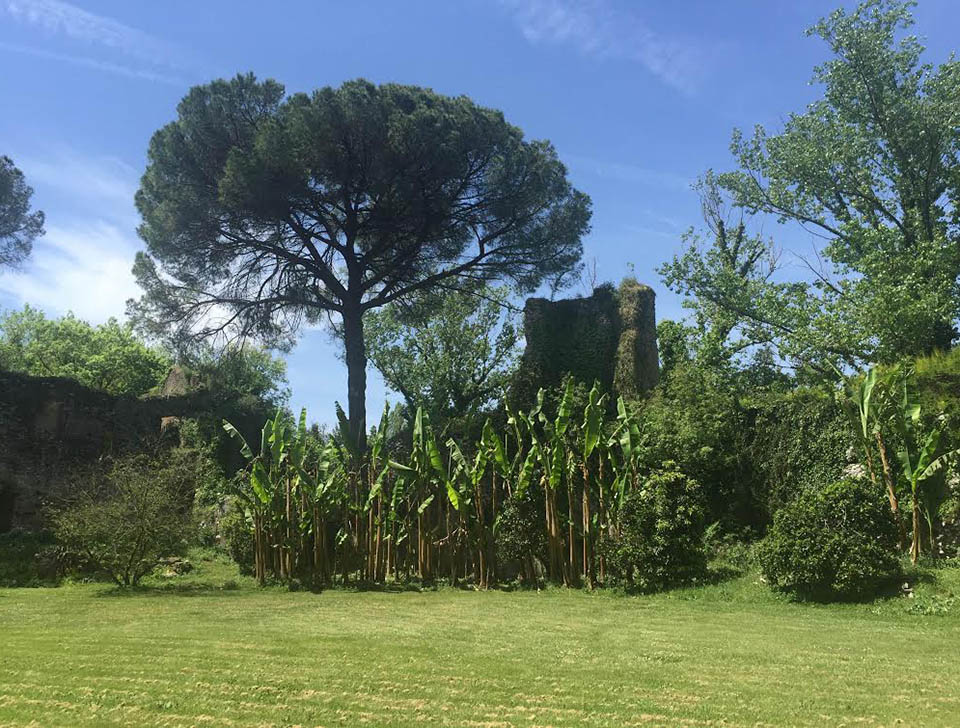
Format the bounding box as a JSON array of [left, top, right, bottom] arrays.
[[758, 479, 901, 601], [50, 455, 194, 586], [638, 365, 754, 529], [220, 508, 255, 576], [0, 529, 63, 587], [703, 523, 758, 575], [602, 464, 707, 591], [494, 491, 546, 584]]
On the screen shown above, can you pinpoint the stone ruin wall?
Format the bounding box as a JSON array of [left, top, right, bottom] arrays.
[[0, 370, 209, 533], [514, 277, 659, 405]]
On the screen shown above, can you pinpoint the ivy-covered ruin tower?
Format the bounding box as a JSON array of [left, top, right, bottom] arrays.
[[513, 277, 659, 405]]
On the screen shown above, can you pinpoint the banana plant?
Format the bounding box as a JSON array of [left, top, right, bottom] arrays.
[[607, 396, 643, 519], [893, 380, 960, 563], [520, 380, 575, 585], [838, 367, 904, 544], [224, 411, 295, 584], [447, 437, 491, 586], [389, 407, 445, 580], [580, 384, 608, 587]]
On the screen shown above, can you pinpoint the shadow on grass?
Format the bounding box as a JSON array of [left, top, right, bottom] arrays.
[[769, 568, 937, 606], [93, 581, 254, 598]]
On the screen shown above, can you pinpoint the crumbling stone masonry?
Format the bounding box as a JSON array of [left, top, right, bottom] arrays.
[[0, 370, 211, 532], [513, 277, 659, 406]]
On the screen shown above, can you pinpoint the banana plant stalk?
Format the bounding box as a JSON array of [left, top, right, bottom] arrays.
[[580, 384, 607, 588]]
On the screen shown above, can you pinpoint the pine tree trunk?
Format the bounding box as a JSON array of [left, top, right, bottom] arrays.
[[341, 301, 368, 453]]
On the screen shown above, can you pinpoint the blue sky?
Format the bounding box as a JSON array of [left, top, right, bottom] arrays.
[[2, 0, 958, 423]]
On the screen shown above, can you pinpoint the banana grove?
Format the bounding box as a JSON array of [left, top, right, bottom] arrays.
[[223, 380, 654, 588]]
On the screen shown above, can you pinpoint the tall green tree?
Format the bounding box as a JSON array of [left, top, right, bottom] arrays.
[[361, 285, 520, 432], [659, 173, 793, 370], [131, 75, 591, 449], [665, 0, 960, 369], [0, 155, 44, 270], [0, 305, 169, 396]]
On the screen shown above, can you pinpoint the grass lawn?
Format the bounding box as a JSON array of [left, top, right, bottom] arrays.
[[1, 554, 959, 727]]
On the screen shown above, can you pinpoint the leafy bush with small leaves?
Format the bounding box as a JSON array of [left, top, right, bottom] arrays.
[[50, 454, 194, 586], [638, 365, 754, 529], [220, 507, 255, 576], [495, 491, 546, 584], [758, 479, 900, 601], [703, 522, 757, 575], [602, 464, 707, 591]]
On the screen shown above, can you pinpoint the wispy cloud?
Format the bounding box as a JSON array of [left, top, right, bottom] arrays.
[[564, 153, 692, 190], [498, 0, 704, 94], [0, 221, 141, 322], [0, 41, 182, 84], [1, 0, 188, 82], [15, 148, 140, 210], [0, 147, 143, 322]]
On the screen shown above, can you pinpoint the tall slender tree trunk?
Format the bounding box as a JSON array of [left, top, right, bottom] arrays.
[[597, 457, 606, 584], [568, 479, 578, 585], [341, 301, 368, 453]]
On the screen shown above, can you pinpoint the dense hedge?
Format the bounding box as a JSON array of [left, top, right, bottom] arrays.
[[746, 388, 851, 522]]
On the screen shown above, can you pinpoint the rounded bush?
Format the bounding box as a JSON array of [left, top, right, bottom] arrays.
[[758, 479, 900, 600], [602, 464, 707, 591]]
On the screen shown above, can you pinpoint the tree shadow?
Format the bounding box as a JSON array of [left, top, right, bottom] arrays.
[[93, 581, 252, 598]]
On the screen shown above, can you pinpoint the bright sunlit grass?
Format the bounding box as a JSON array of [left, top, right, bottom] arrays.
[[1, 553, 959, 727]]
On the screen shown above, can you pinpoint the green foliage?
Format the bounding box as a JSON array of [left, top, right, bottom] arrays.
[[363, 285, 520, 434], [0, 155, 44, 270], [601, 465, 707, 591], [50, 454, 195, 586], [637, 363, 753, 527], [747, 387, 851, 519], [189, 345, 289, 410], [220, 508, 255, 576], [0, 529, 61, 587], [513, 284, 619, 409], [655, 319, 694, 383], [514, 279, 658, 408], [131, 74, 590, 446], [703, 524, 757, 575], [663, 0, 960, 369], [758, 479, 901, 600], [891, 373, 960, 562], [494, 491, 545, 583], [0, 305, 170, 396]]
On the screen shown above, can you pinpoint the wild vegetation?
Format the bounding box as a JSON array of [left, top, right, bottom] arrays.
[[2, 0, 960, 724]]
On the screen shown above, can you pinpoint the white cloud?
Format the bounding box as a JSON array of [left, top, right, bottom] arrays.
[[0, 147, 144, 323], [564, 153, 692, 189], [498, 0, 704, 94], [0, 221, 141, 323], [1, 0, 188, 82], [0, 41, 182, 84], [16, 148, 139, 210]]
